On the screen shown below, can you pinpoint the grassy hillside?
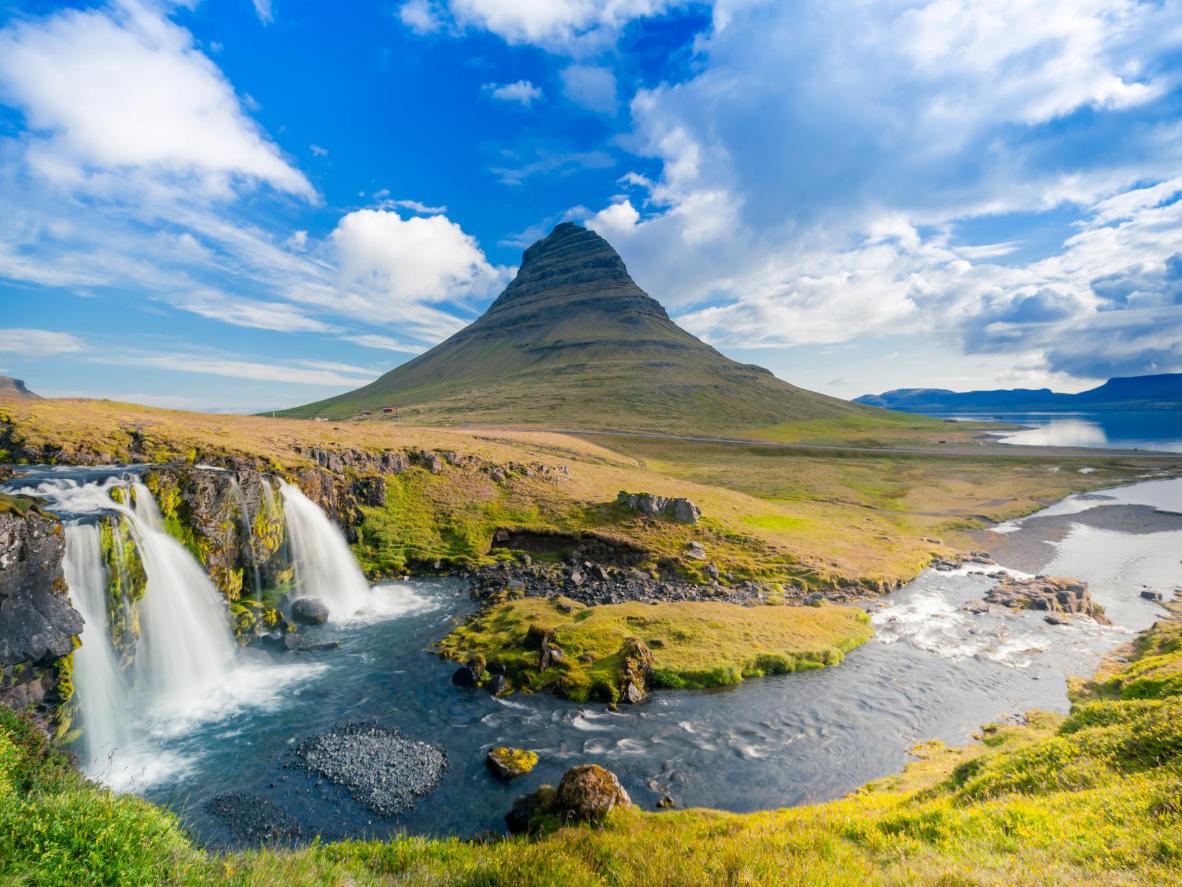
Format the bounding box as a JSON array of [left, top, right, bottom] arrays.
[[278, 224, 905, 435], [4, 607, 1182, 885], [4, 398, 1175, 588]]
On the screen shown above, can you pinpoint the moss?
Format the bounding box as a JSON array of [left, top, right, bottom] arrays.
[[438, 597, 873, 701], [98, 516, 146, 665]]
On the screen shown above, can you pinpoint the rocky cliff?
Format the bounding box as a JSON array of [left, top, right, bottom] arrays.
[[0, 496, 82, 727]]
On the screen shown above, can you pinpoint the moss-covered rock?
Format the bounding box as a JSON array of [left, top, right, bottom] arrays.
[[486, 746, 538, 780]]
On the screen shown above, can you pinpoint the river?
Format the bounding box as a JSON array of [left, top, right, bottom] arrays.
[[5, 467, 1182, 848]]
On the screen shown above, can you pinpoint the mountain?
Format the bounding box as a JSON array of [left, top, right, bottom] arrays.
[[282, 223, 879, 433], [855, 374, 1182, 413], [0, 377, 40, 400]]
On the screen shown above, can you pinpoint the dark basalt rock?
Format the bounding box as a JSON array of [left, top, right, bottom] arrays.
[[289, 721, 446, 817], [290, 597, 329, 626], [0, 502, 82, 716], [986, 575, 1110, 624]]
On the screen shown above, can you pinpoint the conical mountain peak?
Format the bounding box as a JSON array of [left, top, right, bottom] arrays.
[[491, 223, 638, 307], [284, 226, 868, 433]]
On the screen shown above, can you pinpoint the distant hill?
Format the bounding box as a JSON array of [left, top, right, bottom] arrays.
[[855, 374, 1182, 413], [282, 223, 889, 433], [0, 377, 40, 400]]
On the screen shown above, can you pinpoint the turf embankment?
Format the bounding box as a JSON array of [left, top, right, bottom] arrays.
[[437, 595, 873, 702], [5, 613, 1182, 884]]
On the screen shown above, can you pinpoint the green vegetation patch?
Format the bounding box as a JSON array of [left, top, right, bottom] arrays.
[[438, 596, 873, 703]]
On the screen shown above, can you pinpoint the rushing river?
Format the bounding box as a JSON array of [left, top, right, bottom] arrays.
[[5, 467, 1182, 848]]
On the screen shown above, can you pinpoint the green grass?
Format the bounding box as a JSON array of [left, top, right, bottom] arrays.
[[437, 596, 874, 703], [6, 613, 1182, 884]]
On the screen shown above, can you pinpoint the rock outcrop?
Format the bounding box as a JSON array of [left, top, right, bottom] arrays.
[[0, 376, 39, 400], [617, 491, 700, 524], [0, 498, 82, 722], [985, 575, 1110, 624]]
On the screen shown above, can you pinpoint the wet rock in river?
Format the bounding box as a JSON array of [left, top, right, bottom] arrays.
[[289, 721, 446, 817], [290, 597, 329, 626], [985, 575, 1109, 624], [486, 746, 538, 780]]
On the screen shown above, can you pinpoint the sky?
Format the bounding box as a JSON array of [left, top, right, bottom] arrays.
[[0, 0, 1180, 413]]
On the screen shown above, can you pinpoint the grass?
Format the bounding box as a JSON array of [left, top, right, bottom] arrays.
[[437, 596, 874, 703], [6, 611, 1182, 884], [3, 397, 1179, 590]]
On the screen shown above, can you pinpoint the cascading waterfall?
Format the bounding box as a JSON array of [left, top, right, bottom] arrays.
[[62, 524, 130, 773], [279, 480, 372, 619], [123, 482, 238, 704]]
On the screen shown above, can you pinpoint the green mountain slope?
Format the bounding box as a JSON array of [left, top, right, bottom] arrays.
[[281, 223, 883, 433]]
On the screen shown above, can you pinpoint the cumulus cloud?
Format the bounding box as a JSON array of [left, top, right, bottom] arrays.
[[584, 0, 1182, 383], [447, 0, 676, 52], [483, 80, 543, 107], [332, 208, 509, 306], [0, 0, 313, 199]]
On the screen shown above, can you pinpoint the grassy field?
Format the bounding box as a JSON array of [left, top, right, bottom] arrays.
[[4, 609, 1182, 885], [4, 397, 1179, 588], [437, 595, 873, 702]]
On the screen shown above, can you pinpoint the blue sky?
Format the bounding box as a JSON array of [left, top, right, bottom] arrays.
[[0, 0, 1180, 412]]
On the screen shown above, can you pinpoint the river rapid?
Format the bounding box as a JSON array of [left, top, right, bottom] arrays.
[[6, 467, 1182, 848]]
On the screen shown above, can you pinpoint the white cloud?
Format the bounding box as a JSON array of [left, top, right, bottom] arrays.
[[583, 0, 1182, 383], [483, 80, 543, 107], [332, 208, 509, 305], [400, 0, 443, 34], [103, 352, 377, 387], [339, 334, 425, 353], [560, 64, 617, 113], [0, 1, 312, 199], [309, 144, 329, 157], [447, 0, 676, 52], [0, 328, 86, 357], [251, 0, 274, 24], [176, 292, 337, 333]]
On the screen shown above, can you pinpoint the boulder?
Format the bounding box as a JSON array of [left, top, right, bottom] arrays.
[[985, 576, 1109, 624], [616, 491, 700, 524], [554, 764, 633, 821], [486, 746, 538, 780], [618, 637, 654, 705], [683, 541, 707, 561], [485, 673, 511, 696], [451, 665, 479, 687], [0, 501, 83, 717], [290, 597, 330, 626]]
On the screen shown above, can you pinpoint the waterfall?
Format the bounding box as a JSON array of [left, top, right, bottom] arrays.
[[125, 482, 237, 705], [62, 524, 129, 774], [279, 480, 372, 620]]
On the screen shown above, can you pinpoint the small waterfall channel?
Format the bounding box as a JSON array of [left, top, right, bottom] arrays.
[[6, 468, 377, 789], [279, 480, 372, 620]]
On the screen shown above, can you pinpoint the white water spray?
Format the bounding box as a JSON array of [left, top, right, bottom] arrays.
[[62, 524, 129, 774], [279, 480, 372, 619]]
